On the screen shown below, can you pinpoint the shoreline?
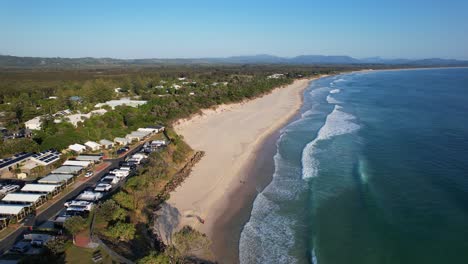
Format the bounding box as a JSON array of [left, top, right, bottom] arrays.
[[165, 77, 321, 262]]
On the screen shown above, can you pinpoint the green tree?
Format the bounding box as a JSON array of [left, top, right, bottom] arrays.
[[63, 216, 87, 236], [97, 200, 127, 222], [45, 237, 67, 255]]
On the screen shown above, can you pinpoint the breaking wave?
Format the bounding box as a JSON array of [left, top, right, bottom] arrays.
[[239, 150, 304, 264], [302, 105, 360, 179]]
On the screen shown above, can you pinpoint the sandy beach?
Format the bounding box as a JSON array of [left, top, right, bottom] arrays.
[[163, 77, 318, 261]]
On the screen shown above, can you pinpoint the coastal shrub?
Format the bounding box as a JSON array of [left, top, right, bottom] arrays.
[[173, 226, 211, 257], [106, 222, 136, 241]]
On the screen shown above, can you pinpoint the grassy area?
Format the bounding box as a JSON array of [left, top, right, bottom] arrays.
[[0, 225, 20, 240], [65, 245, 114, 264]]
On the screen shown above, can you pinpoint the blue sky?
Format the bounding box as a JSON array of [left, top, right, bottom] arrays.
[[1, 0, 467, 59]]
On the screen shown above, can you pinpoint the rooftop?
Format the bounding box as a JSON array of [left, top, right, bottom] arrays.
[[2, 193, 44, 203], [38, 174, 74, 184], [0, 204, 29, 215], [21, 184, 60, 193]]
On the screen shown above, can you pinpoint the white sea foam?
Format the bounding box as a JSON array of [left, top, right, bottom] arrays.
[[302, 109, 315, 118], [330, 88, 341, 94], [326, 95, 341, 104], [240, 130, 304, 263], [302, 105, 360, 179], [239, 192, 298, 264]]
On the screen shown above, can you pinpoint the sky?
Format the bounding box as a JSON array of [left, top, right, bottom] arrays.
[[1, 0, 468, 59]]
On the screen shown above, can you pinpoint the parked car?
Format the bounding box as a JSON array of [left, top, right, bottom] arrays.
[[84, 171, 93, 178], [116, 148, 127, 155], [76, 191, 103, 201], [94, 183, 112, 192], [11, 241, 30, 253]]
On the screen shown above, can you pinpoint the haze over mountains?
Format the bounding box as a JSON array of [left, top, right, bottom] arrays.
[[1, 54, 467, 68]]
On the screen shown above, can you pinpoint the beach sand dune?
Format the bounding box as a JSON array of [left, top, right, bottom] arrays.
[[160, 77, 315, 259]]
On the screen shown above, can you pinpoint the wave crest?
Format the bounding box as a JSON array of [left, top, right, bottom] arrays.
[[302, 105, 360, 179]]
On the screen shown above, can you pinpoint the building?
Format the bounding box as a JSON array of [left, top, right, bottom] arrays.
[[75, 155, 103, 163], [30, 150, 61, 166], [68, 144, 87, 153], [2, 193, 46, 207], [21, 184, 61, 196], [84, 141, 101, 151], [38, 174, 74, 186], [95, 98, 147, 110], [62, 110, 107, 127], [0, 204, 32, 221], [267, 73, 285, 79], [52, 165, 83, 175], [137, 127, 158, 134], [63, 160, 91, 168], [114, 137, 131, 145], [24, 116, 42, 130], [0, 153, 34, 175], [99, 139, 114, 149], [126, 131, 149, 142]]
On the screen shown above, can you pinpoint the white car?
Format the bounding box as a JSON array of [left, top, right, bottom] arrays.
[[94, 183, 112, 192], [84, 171, 94, 178], [64, 200, 93, 208], [76, 191, 103, 201], [65, 201, 94, 212]]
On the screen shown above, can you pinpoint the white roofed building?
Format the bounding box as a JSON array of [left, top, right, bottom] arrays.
[[114, 137, 131, 145], [68, 144, 86, 153], [95, 98, 147, 110], [24, 116, 42, 130], [99, 139, 114, 149], [84, 141, 101, 151], [63, 160, 91, 168], [75, 155, 103, 163], [38, 174, 74, 186], [52, 165, 83, 175], [21, 184, 61, 196], [0, 204, 32, 221], [2, 193, 46, 207]]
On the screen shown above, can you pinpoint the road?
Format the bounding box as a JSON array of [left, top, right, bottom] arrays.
[[0, 145, 143, 254]]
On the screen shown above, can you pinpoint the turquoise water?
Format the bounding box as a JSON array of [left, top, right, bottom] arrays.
[[239, 68, 468, 264]]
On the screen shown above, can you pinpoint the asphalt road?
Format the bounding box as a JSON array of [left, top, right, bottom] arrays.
[[0, 145, 143, 254]]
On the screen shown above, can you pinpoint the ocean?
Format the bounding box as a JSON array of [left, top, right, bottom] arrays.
[[239, 68, 468, 264]]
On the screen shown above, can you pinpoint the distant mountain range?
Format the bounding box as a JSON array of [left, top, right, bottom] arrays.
[[1, 54, 467, 68]]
